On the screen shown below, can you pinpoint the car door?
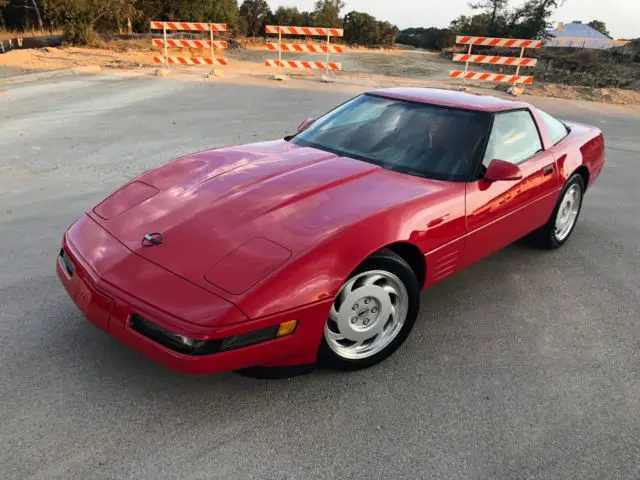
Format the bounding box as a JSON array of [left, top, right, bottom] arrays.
[[461, 108, 561, 267]]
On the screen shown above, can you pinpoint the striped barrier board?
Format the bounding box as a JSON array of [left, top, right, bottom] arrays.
[[265, 60, 342, 70], [154, 56, 228, 66], [450, 70, 534, 84], [265, 25, 344, 37], [456, 36, 542, 48], [265, 42, 344, 53], [265, 25, 344, 77], [151, 21, 228, 72], [452, 53, 537, 67], [152, 39, 227, 49], [452, 34, 540, 86], [150, 21, 227, 32]]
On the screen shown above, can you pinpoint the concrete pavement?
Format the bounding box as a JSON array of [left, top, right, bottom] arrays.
[[1, 74, 639, 479]]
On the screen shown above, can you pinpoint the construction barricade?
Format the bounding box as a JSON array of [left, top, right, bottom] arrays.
[[264, 25, 344, 80], [150, 21, 228, 74], [450, 36, 541, 85]]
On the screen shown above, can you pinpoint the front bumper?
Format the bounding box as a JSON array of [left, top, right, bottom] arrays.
[[56, 216, 330, 374]]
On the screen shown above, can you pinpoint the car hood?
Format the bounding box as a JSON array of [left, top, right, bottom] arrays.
[[90, 140, 450, 297]]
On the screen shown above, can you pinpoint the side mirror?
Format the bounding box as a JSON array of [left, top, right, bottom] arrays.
[[297, 117, 315, 132], [484, 159, 523, 182]]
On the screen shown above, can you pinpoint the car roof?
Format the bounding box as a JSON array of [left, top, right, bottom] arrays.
[[369, 87, 531, 113]]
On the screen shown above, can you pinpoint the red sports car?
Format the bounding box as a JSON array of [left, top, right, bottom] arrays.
[[57, 88, 605, 376]]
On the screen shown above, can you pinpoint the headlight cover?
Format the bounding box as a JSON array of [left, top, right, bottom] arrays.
[[204, 237, 292, 294], [93, 181, 159, 220]]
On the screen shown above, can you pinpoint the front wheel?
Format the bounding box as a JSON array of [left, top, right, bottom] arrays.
[[318, 249, 420, 371], [531, 173, 585, 249]]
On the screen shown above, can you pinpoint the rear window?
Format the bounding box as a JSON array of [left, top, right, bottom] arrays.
[[536, 108, 569, 145]]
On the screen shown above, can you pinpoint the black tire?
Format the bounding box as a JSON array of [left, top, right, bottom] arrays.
[[530, 173, 585, 249], [318, 248, 420, 371]]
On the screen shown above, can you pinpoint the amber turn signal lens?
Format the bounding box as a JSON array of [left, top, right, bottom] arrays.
[[276, 320, 298, 337]]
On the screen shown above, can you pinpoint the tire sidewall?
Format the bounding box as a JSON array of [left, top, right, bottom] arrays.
[[548, 174, 585, 248], [318, 251, 420, 371]]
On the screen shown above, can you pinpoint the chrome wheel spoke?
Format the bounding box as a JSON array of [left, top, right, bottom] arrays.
[[329, 304, 339, 322], [325, 328, 345, 343], [382, 283, 399, 299], [389, 304, 397, 322], [339, 277, 357, 300], [362, 274, 385, 286]]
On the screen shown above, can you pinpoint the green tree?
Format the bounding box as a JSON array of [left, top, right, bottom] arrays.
[[132, 0, 164, 21], [0, 0, 46, 30], [165, 0, 238, 25], [449, 0, 563, 40], [28, 0, 45, 29], [510, 0, 564, 39], [238, 0, 270, 36], [313, 0, 344, 28], [273, 6, 303, 26], [343, 11, 378, 45], [43, 0, 137, 44], [0, 0, 8, 29], [397, 27, 454, 51], [377, 20, 398, 47], [212, 0, 239, 28], [450, 13, 493, 36], [300, 10, 314, 26], [343, 11, 399, 47], [587, 20, 610, 38], [470, 0, 508, 35]]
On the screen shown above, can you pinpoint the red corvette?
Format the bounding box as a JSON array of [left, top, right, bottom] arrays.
[[57, 88, 605, 376]]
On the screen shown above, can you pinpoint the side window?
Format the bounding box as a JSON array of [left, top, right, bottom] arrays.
[[536, 108, 569, 145], [483, 110, 543, 166]]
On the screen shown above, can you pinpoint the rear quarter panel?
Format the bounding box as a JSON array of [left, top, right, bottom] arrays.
[[555, 122, 605, 189], [530, 108, 605, 190]]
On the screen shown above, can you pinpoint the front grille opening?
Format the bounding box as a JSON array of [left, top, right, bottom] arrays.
[[59, 248, 75, 278]]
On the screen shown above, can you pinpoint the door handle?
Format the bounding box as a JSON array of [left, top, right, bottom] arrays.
[[542, 164, 554, 175]]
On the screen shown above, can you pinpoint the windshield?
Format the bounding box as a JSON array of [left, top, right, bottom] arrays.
[[291, 94, 491, 181]]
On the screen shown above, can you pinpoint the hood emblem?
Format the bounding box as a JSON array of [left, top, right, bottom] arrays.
[[142, 232, 163, 247]]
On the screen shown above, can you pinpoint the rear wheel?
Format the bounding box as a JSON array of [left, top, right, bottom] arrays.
[[318, 249, 420, 370], [531, 173, 585, 249]]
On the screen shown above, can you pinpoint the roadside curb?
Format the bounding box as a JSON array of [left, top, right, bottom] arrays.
[[0, 65, 102, 87]]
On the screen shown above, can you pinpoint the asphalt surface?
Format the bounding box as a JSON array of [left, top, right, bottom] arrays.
[[1, 74, 639, 480]]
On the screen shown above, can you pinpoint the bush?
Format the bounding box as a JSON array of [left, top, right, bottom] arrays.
[[63, 21, 101, 45], [397, 27, 455, 51], [342, 10, 398, 47]]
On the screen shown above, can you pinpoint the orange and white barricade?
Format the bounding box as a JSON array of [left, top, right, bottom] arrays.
[[450, 35, 541, 86], [150, 21, 228, 74], [264, 25, 344, 79]]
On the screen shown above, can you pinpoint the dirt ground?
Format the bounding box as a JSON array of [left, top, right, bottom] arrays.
[[526, 83, 640, 105], [2, 39, 640, 105]]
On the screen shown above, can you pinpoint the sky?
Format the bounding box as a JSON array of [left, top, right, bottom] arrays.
[[267, 0, 640, 39]]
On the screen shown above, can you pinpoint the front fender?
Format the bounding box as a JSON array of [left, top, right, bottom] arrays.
[[235, 190, 466, 319]]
